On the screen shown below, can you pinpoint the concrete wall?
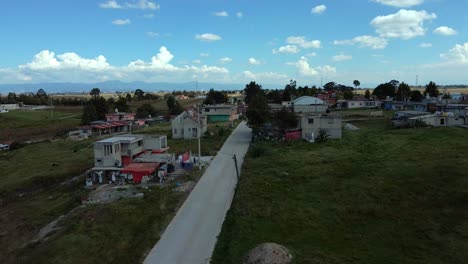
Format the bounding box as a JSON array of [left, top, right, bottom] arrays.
[[300, 115, 342, 139], [144, 136, 167, 150], [294, 104, 327, 114], [0, 104, 19, 110], [94, 143, 122, 167]]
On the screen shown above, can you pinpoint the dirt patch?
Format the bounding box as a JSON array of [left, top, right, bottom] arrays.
[[84, 184, 144, 204], [174, 181, 196, 192], [244, 243, 293, 264]]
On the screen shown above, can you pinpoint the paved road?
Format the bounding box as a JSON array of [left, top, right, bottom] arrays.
[[144, 122, 252, 264]]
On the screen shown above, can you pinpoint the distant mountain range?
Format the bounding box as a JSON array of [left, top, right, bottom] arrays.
[[0, 81, 271, 94]]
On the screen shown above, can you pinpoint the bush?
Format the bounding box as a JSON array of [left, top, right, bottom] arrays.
[[316, 129, 329, 143], [250, 144, 266, 158]]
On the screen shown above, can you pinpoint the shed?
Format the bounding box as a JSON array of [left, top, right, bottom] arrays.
[[121, 163, 159, 183]]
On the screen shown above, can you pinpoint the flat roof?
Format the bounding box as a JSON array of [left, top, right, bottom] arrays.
[[97, 135, 142, 144]]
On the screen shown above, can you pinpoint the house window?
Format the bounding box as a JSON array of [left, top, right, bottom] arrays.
[[308, 118, 314, 124], [328, 118, 334, 124], [138, 140, 143, 146], [192, 127, 198, 137], [440, 118, 445, 125], [174, 128, 177, 134]]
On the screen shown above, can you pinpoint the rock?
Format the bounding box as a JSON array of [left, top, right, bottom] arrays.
[[344, 123, 359, 131], [244, 243, 293, 264]]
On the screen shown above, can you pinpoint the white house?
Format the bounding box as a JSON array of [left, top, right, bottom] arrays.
[[172, 111, 208, 139], [299, 114, 343, 140]]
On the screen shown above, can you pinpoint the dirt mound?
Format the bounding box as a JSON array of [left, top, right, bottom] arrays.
[[174, 181, 196, 192], [244, 243, 292, 264]]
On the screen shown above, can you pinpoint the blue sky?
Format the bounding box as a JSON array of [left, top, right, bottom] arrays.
[[0, 0, 467, 88]]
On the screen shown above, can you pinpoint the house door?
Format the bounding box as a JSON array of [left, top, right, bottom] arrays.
[[440, 118, 445, 125]]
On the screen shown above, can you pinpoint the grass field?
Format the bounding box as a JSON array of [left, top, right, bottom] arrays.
[[0, 119, 237, 263], [0, 107, 82, 142], [212, 119, 468, 264]]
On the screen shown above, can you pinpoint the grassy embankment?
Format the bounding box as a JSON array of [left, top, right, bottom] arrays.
[[212, 118, 468, 264], [0, 116, 238, 263]]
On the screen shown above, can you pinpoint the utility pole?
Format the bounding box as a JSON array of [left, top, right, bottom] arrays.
[[233, 155, 239, 181], [197, 104, 202, 170]]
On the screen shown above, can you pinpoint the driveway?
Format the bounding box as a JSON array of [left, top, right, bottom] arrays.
[[144, 121, 252, 264]]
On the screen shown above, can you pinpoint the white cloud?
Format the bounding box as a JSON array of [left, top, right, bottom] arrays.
[[126, 0, 160, 10], [200, 53, 209, 57], [112, 19, 131, 25], [147, 31, 159, 37], [195, 33, 222, 42], [333, 54, 353, 62], [236, 12, 243, 18], [419, 42, 432, 48], [143, 13, 155, 19], [99, 0, 123, 9], [306, 52, 317, 57], [248, 58, 261, 65], [9, 47, 230, 84], [371, 9, 436, 39], [101, 0, 159, 10], [214, 11, 229, 17], [20, 50, 110, 71], [334, 35, 388, 49], [272, 45, 300, 54], [440, 43, 468, 64], [192, 59, 201, 64], [374, 0, 424, 7], [311, 5, 327, 14], [219, 57, 232, 64], [294, 56, 336, 76], [433, 26, 458, 36], [286, 36, 321, 49], [242, 71, 289, 83]]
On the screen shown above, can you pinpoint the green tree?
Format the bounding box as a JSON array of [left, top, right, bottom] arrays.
[[7, 92, 17, 103], [134, 89, 145, 101], [396, 82, 411, 101], [90, 97, 109, 120], [442, 93, 452, 99], [90, 88, 101, 99], [36, 89, 47, 98], [166, 95, 176, 110], [115, 97, 130, 112], [424, 81, 439, 97], [136, 103, 157, 118], [410, 90, 424, 102], [323, 82, 336, 91], [203, 89, 229, 105], [246, 94, 269, 133], [343, 90, 354, 100], [272, 108, 298, 130], [244, 81, 264, 104], [364, 89, 371, 99], [282, 80, 297, 101], [170, 101, 184, 115], [125, 93, 133, 102], [372, 80, 398, 99], [81, 104, 98, 124], [353, 80, 360, 89]]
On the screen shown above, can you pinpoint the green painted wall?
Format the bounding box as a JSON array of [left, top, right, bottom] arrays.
[[208, 115, 230, 122]]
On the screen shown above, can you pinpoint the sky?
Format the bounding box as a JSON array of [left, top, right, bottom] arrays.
[[0, 0, 467, 88]]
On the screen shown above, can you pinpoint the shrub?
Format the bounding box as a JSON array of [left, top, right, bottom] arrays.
[[316, 129, 329, 143]]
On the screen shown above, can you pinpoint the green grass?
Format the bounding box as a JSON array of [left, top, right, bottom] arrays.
[[0, 139, 94, 194], [0, 119, 238, 263], [0, 107, 82, 142], [14, 186, 184, 264], [212, 119, 468, 264]]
